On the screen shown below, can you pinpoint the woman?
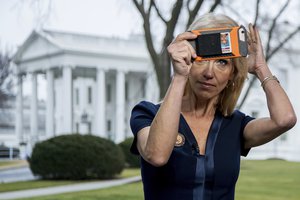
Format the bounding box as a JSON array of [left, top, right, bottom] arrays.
[[130, 13, 296, 200]]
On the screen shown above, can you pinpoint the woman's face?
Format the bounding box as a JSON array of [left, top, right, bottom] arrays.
[[188, 59, 233, 100]]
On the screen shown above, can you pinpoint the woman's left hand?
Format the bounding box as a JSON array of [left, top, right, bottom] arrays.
[[247, 23, 268, 75]]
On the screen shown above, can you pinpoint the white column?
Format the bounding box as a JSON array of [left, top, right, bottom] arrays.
[[115, 70, 126, 143], [63, 66, 73, 133], [46, 69, 54, 138], [145, 73, 152, 101], [16, 74, 23, 144], [96, 68, 106, 137], [30, 72, 38, 142]]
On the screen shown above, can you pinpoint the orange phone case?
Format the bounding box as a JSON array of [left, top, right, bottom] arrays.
[[190, 26, 247, 61]]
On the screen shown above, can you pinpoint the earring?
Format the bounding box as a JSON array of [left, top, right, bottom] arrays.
[[226, 81, 235, 89]]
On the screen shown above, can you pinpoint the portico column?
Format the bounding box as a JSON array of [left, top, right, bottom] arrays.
[[96, 68, 106, 137], [30, 72, 38, 142], [63, 66, 73, 133], [145, 73, 152, 101], [16, 74, 23, 144], [115, 70, 126, 143], [46, 69, 54, 138]]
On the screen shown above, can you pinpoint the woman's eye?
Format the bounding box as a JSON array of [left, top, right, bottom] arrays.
[[216, 59, 229, 65]]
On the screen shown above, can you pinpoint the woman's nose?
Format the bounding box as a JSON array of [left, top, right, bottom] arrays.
[[203, 61, 214, 79]]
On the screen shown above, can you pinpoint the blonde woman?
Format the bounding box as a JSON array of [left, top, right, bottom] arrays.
[[130, 13, 296, 200]]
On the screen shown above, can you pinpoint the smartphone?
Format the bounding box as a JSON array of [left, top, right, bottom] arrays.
[[189, 26, 248, 61]]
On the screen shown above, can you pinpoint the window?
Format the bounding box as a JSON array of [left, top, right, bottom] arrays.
[[88, 122, 92, 134], [125, 81, 129, 101], [54, 91, 56, 107], [75, 88, 79, 105], [76, 123, 79, 133], [107, 120, 114, 140], [107, 120, 111, 132], [106, 84, 111, 102], [88, 86, 92, 104]]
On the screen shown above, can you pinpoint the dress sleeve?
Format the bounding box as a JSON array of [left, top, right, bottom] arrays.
[[240, 114, 255, 157], [130, 101, 159, 155]]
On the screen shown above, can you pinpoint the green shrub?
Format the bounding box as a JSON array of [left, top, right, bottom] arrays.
[[119, 137, 140, 168], [29, 134, 125, 180]]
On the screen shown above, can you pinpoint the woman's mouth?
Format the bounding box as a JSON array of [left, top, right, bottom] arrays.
[[198, 81, 215, 89]]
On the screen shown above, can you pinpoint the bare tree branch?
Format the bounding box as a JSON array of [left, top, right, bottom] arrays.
[[132, 0, 159, 67], [147, 0, 153, 14], [237, 24, 299, 109], [267, 25, 300, 60], [151, 0, 167, 24], [0, 52, 11, 105], [132, 0, 146, 17], [186, 0, 192, 13], [164, 0, 184, 45], [236, 76, 256, 109], [253, 0, 260, 25], [265, 0, 290, 56], [238, 0, 292, 109], [209, 0, 222, 12], [186, 0, 204, 29]]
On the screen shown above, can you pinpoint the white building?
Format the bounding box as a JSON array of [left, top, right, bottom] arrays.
[[1, 29, 299, 161], [0, 96, 45, 153], [5, 29, 159, 157]]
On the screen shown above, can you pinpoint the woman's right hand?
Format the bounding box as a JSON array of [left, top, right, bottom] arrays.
[[167, 32, 198, 78]]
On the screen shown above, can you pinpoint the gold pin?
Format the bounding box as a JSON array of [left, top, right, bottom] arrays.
[[175, 133, 185, 147]]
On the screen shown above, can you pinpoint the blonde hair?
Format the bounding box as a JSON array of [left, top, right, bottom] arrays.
[[188, 13, 248, 116]]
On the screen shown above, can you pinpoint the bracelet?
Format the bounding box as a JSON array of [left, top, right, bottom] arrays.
[[261, 75, 280, 88]]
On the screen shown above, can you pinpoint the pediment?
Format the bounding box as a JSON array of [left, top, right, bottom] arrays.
[[13, 31, 61, 64]]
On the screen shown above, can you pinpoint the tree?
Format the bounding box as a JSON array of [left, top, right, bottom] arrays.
[[131, 0, 300, 106], [132, 0, 222, 99], [235, 0, 300, 109], [0, 51, 11, 106]]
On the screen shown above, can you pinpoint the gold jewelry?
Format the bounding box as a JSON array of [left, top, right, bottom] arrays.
[[261, 75, 280, 88], [226, 81, 235, 89]]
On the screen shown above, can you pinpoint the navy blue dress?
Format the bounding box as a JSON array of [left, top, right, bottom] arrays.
[[130, 101, 254, 200]]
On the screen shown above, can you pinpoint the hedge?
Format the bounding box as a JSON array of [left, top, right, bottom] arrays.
[[119, 137, 140, 168], [29, 134, 125, 180]]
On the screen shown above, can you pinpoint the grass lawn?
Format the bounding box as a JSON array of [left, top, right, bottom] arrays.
[[3, 160, 300, 200], [0, 160, 27, 168], [236, 159, 300, 200]]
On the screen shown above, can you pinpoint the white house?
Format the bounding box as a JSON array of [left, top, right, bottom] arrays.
[[7, 29, 159, 158], [1, 28, 299, 161]]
